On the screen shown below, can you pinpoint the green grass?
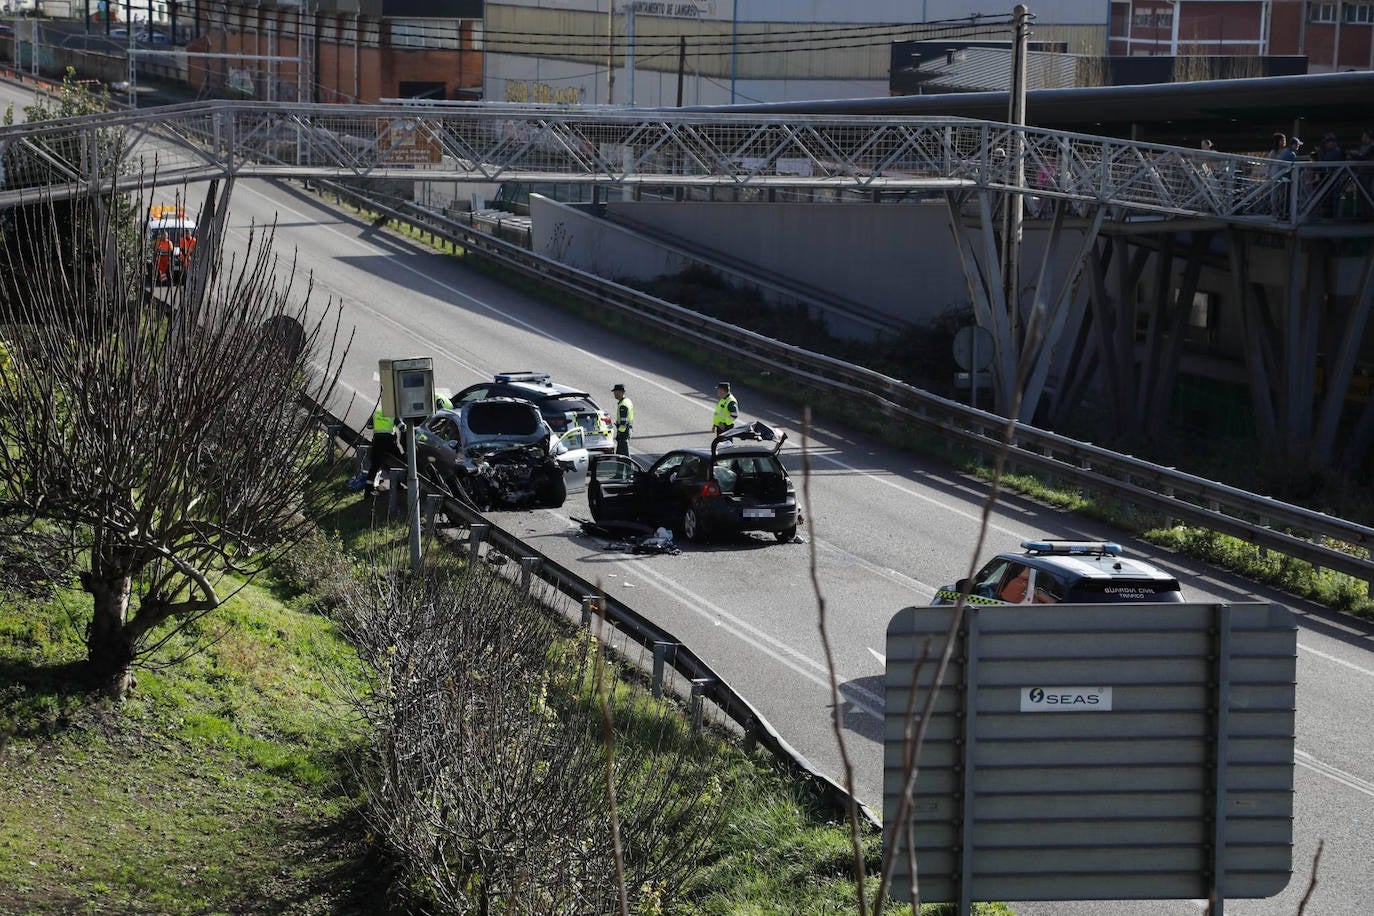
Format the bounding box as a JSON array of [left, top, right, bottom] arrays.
[[0, 478, 1010, 913], [0, 577, 380, 914]]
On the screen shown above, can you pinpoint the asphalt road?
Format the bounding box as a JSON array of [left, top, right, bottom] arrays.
[[2, 76, 1370, 912], [220, 179, 1373, 916]]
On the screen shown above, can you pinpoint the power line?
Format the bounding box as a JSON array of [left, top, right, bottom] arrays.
[[183, 8, 1014, 58]]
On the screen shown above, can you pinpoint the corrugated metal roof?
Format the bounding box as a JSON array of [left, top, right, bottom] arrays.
[[919, 47, 1078, 93], [693, 70, 1374, 150]]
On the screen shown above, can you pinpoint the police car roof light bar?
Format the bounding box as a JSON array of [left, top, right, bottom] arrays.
[[494, 371, 551, 384], [1021, 539, 1123, 556]]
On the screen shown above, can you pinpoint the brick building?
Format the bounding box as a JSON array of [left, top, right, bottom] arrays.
[[1109, 0, 1374, 71], [184, 0, 483, 103]]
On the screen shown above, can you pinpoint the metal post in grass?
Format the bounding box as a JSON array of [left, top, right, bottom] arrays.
[[386, 469, 405, 517], [689, 678, 711, 730], [469, 523, 489, 562], [424, 494, 444, 536], [325, 423, 340, 463], [581, 595, 600, 628], [520, 557, 541, 592], [651, 641, 675, 698]]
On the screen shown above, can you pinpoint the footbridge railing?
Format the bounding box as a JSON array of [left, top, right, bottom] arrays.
[[1, 99, 1368, 227]]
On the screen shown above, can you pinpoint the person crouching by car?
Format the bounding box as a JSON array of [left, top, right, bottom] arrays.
[[364, 404, 404, 496]]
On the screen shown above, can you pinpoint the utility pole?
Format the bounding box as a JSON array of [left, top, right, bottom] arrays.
[[605, 0, 615, 104], [625, 0, 635, 106], [676, 35, 686, 106], [1002, 1, 1030, 406]]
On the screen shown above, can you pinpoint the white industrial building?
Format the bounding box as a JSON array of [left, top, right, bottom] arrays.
[[482, 0, 1111, 106]]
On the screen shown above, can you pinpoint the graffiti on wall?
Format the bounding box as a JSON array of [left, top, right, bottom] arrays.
[[506, 82, 583, 105]]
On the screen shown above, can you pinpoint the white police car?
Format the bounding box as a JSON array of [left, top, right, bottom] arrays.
[[932, 540, 1185, 606], [449, 372, 615, 454]]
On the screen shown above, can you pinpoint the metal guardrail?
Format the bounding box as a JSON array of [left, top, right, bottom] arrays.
[[323, 178, 1374, 587], [317, 404, 880, 827]]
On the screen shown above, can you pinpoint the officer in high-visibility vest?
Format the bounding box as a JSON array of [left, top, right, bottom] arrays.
[[711, 381, 739, 436], [611, 383, 634, 456], [153, 233, 174, 283], [364, 404, 403, 496]]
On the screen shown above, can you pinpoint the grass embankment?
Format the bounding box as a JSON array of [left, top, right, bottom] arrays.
[[0, 486, 1008, 913]]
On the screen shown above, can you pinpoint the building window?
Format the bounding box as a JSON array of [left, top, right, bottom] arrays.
[[1184, 290, 1217, 344], [1134, 10, 1154, 26], [1155, 10, 1174, 27], [1310, 2, 1338, 22], [1345, 2, 1374, 23]]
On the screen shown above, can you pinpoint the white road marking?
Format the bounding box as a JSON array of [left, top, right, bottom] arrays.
[[868, 647, 886, 666], [1298, 643, 1374, 678], [1296, 750, 1374, 798]]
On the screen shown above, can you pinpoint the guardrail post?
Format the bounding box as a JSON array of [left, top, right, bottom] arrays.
[[468, 523, 489, 562], [324, 423, 340, 463], [652, 641, 675, 698], [689, 679, 712, 731], [356, 443, 370, 475], [581, 596, 601, 628], [386, 469, 405, 516], [1164, 485, 1176, 528], [520, 557, 541, 592], [1258, 516, 1269, 559], [424, 493, 444, 535]]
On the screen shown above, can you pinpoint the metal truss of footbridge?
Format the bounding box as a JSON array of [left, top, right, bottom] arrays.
[[0, 99, 1352, 230]]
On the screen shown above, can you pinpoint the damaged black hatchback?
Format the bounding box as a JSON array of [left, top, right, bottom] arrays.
[[415, 398, 588, 510], [587, 422, 799, 543]]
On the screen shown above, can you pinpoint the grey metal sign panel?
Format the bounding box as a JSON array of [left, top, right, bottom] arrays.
[[883, 602, 1296, 906]]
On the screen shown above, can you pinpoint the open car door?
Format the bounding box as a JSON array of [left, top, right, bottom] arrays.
[[554, 426, 590, 492], [588, 454, 646, 523]]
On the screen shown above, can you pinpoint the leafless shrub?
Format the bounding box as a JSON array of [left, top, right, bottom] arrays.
[[338, 558, 723, 914], [0, 187, 351, 698]]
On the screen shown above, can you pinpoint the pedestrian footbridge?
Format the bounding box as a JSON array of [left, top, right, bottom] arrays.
[[1, 100, 1367, 228]]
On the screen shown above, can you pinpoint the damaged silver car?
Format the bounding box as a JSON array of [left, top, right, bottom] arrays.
[[415, 398, 588, 510]]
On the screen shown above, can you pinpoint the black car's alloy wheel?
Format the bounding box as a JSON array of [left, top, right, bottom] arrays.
[[682, 507, 703, 542]]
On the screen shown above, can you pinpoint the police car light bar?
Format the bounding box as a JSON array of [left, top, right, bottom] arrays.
[[494, 371, 551, 384], [1021, 539, 1123, 556]]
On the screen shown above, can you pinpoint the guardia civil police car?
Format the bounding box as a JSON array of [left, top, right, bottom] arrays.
[[931, 540, 1185, 606], [449, 372, 614, 453]]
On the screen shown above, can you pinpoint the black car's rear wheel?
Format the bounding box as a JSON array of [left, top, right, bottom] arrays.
[[681, 507, 705, 542], [774, 525, 797, 543]]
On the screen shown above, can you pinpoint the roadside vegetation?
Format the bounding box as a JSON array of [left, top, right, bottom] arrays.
[[0, 484, 1021, 913]]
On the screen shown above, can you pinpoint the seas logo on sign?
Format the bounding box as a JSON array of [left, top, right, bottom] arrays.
[[1021, 685, 1113, 711]]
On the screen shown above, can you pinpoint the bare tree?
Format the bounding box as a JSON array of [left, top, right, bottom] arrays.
[[338, 558, 723, 914], [0, 189, 350, 698]]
